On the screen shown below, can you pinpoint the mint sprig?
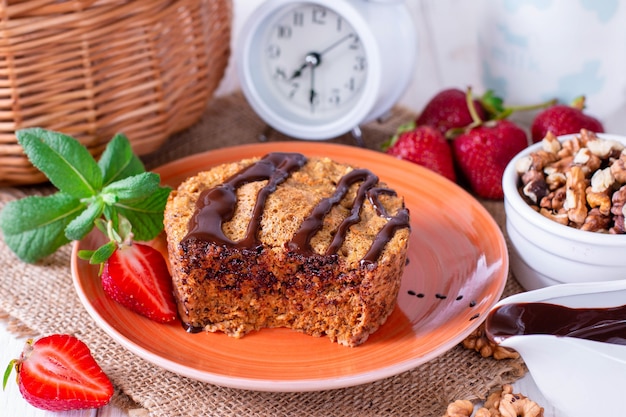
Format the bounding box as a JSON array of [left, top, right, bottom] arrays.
[[0, 128, 171, 263]]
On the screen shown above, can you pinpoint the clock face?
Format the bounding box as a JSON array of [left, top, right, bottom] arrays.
[[259, 4, 369, 123]]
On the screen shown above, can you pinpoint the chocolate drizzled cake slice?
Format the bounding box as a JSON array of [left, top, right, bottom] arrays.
[[164, 152, 410, 347]]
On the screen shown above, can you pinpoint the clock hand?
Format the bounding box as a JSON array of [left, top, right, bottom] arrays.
[[290, 52, 320, 80], [309, 63, 317, 112], [289, 33, 355, 80], [318, 33, 355, 56]]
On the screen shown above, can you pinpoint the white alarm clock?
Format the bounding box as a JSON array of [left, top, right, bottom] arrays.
[[236, 0, 417, 140]]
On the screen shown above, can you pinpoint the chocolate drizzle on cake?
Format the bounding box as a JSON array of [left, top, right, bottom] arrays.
[[287, 169, 378, 255], [183, 152, 307, 247], [183, 152, 410, 264]]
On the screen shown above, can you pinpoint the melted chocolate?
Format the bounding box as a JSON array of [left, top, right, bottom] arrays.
[[183, 152, 410, 264], [288, 168, 379, 254], [486, 302, 626, 345], [183, 152, 307, 247]]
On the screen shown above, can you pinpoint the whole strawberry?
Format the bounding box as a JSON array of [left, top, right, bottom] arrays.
[[453, 119, 528, 199], [383, 123, 456, 181], [4, 334, 114, 411], [416, 88, 487, 136], [531, 96, 604, 142]]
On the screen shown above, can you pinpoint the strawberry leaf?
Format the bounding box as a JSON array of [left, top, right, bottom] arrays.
[[3, 359, 16, 390], [381, 121, 416, 151], [0, 193, 84, 263], [480, 90, 507, 119], [86, 241, 117, 265], [99, 133, 145, 186], [16, 128, 102, 199]]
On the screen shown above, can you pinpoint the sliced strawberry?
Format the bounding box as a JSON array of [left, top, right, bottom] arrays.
[[5, 334, 113, 411], [102, 242, 178, 323]]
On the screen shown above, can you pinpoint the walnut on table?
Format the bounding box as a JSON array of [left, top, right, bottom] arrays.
[[461, 324, 519, 360], [441, 385, 544, 417]]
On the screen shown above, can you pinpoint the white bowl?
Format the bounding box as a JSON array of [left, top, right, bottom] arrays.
[[486, 280, 626, 417], [502, 133, 626, 290]]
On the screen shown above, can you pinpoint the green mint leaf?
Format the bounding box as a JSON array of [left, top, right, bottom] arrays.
[[105, 186, 171, 242], [65, 198, 105, 241], [98, 133, 145, 186], [0, 193, 84, 263], [101, 172, 161, 201], [16, 128, 102, 199]]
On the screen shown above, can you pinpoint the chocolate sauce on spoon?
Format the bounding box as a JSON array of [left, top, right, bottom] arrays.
[[486, 302, 626, 346]]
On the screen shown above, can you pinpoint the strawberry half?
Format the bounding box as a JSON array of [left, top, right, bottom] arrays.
[[4, 334, 113, 411], [102, 241, 178, 323]]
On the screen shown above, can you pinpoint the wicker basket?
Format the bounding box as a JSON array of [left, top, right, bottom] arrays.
[[0, 0, 232, 186]]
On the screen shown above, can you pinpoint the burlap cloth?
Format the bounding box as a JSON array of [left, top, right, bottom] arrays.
[[0, 92, 526, 417]]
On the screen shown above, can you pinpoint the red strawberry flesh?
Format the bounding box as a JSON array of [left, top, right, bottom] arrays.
[[102, 242, 177, 323], [16, 334, 113, 411]]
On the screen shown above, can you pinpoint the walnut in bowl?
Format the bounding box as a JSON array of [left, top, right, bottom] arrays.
[[502, 129, 626, 290]]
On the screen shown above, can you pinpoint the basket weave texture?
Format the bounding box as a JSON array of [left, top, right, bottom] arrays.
[[0, 0, 232, 185]]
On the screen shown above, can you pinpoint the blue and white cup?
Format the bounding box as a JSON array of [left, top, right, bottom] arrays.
[[478, 0, 626, 132]]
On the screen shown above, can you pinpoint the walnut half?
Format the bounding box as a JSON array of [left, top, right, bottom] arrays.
[[462, 324, 520, 360], [441, 385, 544, 417], [516, 130, 626, 233]]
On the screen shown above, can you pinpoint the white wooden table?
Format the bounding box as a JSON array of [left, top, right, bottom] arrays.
[[0, 319, 557, 417], [0, 323, 126, 417], [0, 0, 580, 415]]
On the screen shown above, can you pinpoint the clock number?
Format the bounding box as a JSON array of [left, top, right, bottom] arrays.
[[273, 66, 288, 81], [267, 44, 280, 59], [312, 7, 326, 25], [354, 56, 367, 71], [345, 77, 355, 92], [276, 25, 292, 39], [349, 35, 361, 50], [336, 17, 343, 32], [288, 82, 300, 99], [293, 11, 304, 26], [329, 88, 341, 106]]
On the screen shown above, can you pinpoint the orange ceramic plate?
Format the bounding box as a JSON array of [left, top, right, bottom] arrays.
[[72, 142, 508, 392]]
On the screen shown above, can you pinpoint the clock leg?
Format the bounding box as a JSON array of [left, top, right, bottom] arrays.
[[350, 126, 365, 148], [258, 124, 274, 142]]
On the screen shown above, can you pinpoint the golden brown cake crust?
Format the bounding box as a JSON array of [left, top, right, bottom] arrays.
[[164, 153, 410, 347]]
